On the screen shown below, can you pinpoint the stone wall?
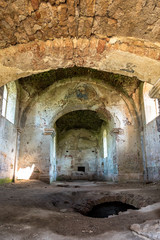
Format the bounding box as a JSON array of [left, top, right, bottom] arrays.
[[1, 37, 160, 88], [0, 0, 160, 49], [0, 116, 17, 181], [0, 83, 19, 182], [144, 116, 160, 181], [57, 128, 99, 180]]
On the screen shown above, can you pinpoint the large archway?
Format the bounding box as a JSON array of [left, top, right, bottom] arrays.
[[16, 71, 143, 183], [54, 110, 117, 181]]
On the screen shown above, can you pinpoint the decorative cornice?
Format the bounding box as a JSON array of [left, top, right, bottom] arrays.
[[43, 128, 55, 136]]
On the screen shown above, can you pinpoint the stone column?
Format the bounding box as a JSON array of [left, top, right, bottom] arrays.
[[43, 128, 57, 183], [13, 128, 21, 182]]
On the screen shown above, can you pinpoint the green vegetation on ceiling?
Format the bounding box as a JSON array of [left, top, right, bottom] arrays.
[[56, 110, 104, 132], [18, 66, 140, 97]]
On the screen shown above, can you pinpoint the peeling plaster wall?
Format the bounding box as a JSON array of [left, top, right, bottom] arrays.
[[0, 117, 17, 180], [18, 77, 143, 182], [144, 116, 160, 181], [57, 129, 99, 180], [0, 83, 19, 181], [140, 83, 160, 182], [97, 122, 118, 181], [0, 87, 3, 114]]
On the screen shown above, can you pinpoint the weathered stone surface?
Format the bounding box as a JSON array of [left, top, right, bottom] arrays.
[[0, 0, 160, 188], [0, 117, 17, 179], [80, 0, 95, 17], [0, 0, 8, 8], [131, 220, 160, 240], [78, 17, 93, 38], [0, 0, 160, 48], [58, 4, 68, 26], [1, 37, 160, 87], [67, 0, 75, 16], [68, 16, 77, 37], [16, 73, 142, 182], [31, 0, 40, 10], [97, 39, 106, 54], [95, 0, 111, 16]]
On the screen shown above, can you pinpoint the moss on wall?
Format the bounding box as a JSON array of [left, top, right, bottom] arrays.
[[0, 178, 12, 184], [18, 67, 140, 98]]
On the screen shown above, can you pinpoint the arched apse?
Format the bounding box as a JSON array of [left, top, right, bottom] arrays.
[[54, 110, 117, 181], [17, 70, 143, 182]]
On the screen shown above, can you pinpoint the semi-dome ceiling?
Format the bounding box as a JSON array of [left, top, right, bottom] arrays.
[[56, 110, 104, 132], [18, 67, 140, 97]]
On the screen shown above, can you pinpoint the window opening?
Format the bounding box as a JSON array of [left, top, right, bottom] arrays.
[[103, 129, 108, 158], [1, 82, 17, 124], [143, 83, 159, 124], [2, 85, 8, 117], [158, 99, 160, 116]]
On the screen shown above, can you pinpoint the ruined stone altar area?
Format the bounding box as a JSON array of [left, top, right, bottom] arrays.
[[0, 1, 160, 239]]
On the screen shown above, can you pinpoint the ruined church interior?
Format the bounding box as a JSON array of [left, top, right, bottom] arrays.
[[0, 0, 160, 239]]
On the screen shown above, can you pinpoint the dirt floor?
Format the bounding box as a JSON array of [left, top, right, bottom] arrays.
[[0, 180, 159, 240]]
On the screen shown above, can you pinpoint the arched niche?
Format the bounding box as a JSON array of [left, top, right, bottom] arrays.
[[50, 109, 117, 182]]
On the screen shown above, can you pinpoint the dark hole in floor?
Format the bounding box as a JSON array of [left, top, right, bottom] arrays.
[[84, 201, 138, 218]]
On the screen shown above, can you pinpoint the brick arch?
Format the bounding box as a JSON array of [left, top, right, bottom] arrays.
[[1, 37, 160, 87]]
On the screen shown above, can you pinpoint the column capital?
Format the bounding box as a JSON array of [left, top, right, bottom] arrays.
[[43, 128, 56, 136], [17, 128, 21, 133]]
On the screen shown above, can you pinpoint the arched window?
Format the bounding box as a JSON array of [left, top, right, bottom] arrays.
[[143, 83, 159, 124], [1, 82, 17, 124], [103, 129, 108, 158], [2, 85, 8, 118]]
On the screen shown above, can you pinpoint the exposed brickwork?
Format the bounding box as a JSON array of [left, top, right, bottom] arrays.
[[1, 36, 160, 87], [1, 37, 160, 72]]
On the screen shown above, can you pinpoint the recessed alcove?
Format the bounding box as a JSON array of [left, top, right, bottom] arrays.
[[78, 167, 85, 172], [55, 110, 116, 181]]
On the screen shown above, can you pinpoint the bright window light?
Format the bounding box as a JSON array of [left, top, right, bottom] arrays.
[[103, 129, 108, 158], [1, 82, 17, 124], [2, 85, 7, 117], [143, 83, 159, 124]]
